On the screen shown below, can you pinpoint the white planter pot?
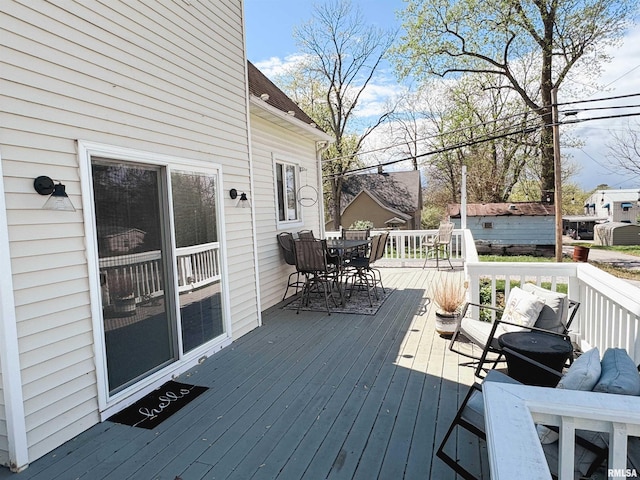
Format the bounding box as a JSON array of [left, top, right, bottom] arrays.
[[435, 311, 458, 337]]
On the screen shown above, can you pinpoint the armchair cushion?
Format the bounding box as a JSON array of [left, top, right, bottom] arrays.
[[459, 316, 507, 351], [501, 286, 545, 333], [557, 347, 601, 391], [522, 283, 568, 333], [593, 348, 640, 396]]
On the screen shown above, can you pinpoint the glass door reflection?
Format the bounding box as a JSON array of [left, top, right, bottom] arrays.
[[171, 171, 225, 353]]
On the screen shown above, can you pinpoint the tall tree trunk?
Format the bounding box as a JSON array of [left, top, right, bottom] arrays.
[[332, 176, 342, 230], [539, 6, 556, 200]]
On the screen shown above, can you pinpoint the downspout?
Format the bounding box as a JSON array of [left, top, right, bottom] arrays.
[[316, 141, 330, 238], [241, 9, 262, 326]]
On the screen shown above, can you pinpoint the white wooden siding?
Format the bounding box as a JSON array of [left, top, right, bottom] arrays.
[[250, 115, 323, 311], [1, 0, 255, 467]]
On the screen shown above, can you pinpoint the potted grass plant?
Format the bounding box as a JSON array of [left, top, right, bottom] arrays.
[[433, 276, 468, 337]]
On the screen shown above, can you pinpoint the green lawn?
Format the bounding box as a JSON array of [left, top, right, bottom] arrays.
[[480, 255, 570, 263]]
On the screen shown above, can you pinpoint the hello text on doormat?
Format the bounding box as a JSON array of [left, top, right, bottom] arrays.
[[109, 380, 208, 429]]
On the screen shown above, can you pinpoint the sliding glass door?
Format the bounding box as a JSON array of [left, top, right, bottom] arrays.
[[91, 158, 225, 395]]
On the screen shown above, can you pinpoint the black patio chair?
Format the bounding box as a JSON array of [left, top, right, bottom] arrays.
[[297, 229, 315, 240], [342, 228, 370, 259], [293, 238, 342, 314], [369, 231, 388, 294], [276, 232, 305, 301], [344, 234, 382, 307]]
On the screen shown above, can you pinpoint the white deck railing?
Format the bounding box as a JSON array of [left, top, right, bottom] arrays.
[[325, 229, 464, 265]]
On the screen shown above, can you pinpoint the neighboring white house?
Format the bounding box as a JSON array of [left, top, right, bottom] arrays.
[[448, 202, 555, 255], [584, 188, 640, 223], [0, 1, 328, 472]]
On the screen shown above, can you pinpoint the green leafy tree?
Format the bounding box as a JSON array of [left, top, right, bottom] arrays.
[[394, 0, 636, 198]]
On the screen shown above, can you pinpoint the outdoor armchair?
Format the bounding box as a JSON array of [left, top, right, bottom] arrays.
[[436, 368, 608, 480], [422, 222, 454, 269], [448, 282, 579, 378]]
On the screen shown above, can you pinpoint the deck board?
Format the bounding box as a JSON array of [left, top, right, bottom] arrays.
[[1, 266, 486, 480]]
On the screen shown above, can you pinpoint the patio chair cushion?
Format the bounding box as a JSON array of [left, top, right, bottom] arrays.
[[522, 283, 568, 333], [459, 316, 502, 349], [501, 286, 545, 333], [557, 347, 601, 391], [593, 348, 640, 396]]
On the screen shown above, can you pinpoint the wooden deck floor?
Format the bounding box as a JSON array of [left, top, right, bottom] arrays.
[[3, 267, 488, 480]]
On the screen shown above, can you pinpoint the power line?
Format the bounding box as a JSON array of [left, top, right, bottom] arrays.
[[321, 92, 640, 166], [322, 108, 640, 180]]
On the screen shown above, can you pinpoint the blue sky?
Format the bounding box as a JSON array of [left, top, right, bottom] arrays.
[[244, 0, 640, 192]]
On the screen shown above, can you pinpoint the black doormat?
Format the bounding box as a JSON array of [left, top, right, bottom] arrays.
[[109, 380, 208, 429]]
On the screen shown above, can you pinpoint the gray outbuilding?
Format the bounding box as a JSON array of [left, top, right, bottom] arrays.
[[593, 222, 640, 246]]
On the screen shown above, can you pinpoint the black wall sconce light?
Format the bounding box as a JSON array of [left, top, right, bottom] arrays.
[[229, 188, 250, 208], [33, 176, 76, 212]]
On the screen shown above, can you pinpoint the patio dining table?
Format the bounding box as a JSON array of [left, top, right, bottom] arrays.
[[325, 238, 371, 268]]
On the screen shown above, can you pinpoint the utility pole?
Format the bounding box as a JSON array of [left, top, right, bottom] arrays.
[[461, 165, 467, 229], [551, 88, 563, 262]]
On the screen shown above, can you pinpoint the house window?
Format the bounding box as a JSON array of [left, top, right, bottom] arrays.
[[275, 161, 300, 224], [483, 222, 494, 229]]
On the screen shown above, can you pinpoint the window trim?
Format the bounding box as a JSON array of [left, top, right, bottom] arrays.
[[273, 155, 303, 228]]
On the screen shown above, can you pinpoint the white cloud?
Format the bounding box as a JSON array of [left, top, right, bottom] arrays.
[[252, 54, 306, 79]]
